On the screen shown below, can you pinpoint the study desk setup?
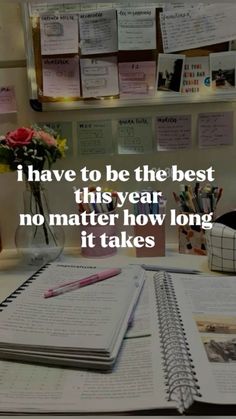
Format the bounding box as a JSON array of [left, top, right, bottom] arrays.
[[1, 246, 236, 416], [1, 0, 236, 416]]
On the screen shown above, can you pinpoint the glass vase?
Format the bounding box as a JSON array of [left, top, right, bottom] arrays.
[[15, 182, 65, 265]]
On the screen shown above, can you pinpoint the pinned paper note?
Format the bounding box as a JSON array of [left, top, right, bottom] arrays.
[[116, 117, 153, 154], [156, 115, 192, 150], [77, 120, 113, 155], [0, 86, 17, 114], [119, 61, 156, 98], [42, 56, 80, 98], [160, 4, 236, 53], [38, 122, 73, 154], [182, 57, 210, 94], [117, 7, 156, 50], [80, 56, 119, 98], [198, 112, 234, 148], [79, 9, 118, 55], [40, 13, 78, 55]]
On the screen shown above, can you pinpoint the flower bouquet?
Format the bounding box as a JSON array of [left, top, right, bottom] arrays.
[[0, 125, 67, 263]]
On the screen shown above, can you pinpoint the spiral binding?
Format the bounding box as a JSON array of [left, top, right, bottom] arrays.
[[154, 271, 202, 413], [0, 264, 50, 312]]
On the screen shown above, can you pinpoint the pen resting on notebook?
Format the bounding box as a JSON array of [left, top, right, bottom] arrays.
[[44, 268, 121, 298]]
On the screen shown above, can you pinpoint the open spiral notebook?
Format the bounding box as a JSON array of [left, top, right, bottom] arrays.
[[0, 265, 236, 414], [0, 263, 145, 371]]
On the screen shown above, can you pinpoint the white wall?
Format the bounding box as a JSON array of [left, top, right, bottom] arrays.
[[0, 1, 236, 249]]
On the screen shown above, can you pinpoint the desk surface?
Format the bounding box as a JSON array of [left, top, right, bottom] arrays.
[[0, 247, 216, 417]]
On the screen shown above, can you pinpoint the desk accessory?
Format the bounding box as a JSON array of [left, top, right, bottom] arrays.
[[78, 187, 118, 258], [141, 264, 201, 274], [0, 125, 67, 265], [133, 190, 166, 257], [0, 262, 145, 370], [173, 183, 222, 256], [206, 210, 236, 272], [0, 271, 236, 414], [44, 268, 121, 298]]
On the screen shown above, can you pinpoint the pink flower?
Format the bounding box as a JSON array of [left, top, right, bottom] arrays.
[[6, 127, 34, 147], [36, 130, 57, 147]]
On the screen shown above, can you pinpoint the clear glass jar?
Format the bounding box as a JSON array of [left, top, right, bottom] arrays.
[[15, 182, 65, 265]]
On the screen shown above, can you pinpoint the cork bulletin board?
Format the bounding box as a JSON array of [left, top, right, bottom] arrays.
[[22, 1, 236, 111]]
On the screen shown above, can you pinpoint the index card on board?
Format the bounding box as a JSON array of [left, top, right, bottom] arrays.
[[0, 86, 17, 114], [77, 120, 113, 155], [80, 56, 119, 98], [79, 9, 118, 55], [116, 117, 153, 154], [40, 14, 79, 55], [117, 7, 156, 50], [160, 4, 236, 53], [156, 114, 192, 151], [42, 56, 80, 97], [118, 61, 156, 98], [198, 112, 234, 148]]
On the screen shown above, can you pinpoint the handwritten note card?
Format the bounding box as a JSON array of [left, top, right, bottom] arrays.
[[117, 8, 156, 50], [40, 14, 78, 55], [156, 115, 192, 151], [182, 57, 210, 94], [42, 57, 80, 97], [198, 112, 234, 148], [160, 4, 236, 53], [0, 86, 16, 114], [117, 117, 153, 154], [80, 56, 119, 98], [79, 9, 118, 55], [77, 120, 113, 155], [119, 61, 156, 98], [39, 122, 73, 154]]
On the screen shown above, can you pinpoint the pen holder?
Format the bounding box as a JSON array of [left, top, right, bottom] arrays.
[[80, 212, 117, 258], [178, 224, 207, 256], [133, 222, 165, 257]]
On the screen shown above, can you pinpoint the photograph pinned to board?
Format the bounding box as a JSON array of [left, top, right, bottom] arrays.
[[156, 54, 185, 93], [210, 52, 236, 90]]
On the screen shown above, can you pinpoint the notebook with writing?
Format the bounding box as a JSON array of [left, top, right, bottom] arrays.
[[0, 270, 235, 414], [0, 262, 145, 371]]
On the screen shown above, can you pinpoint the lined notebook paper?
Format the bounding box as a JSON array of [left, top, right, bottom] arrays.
[[0, 263, 145, 370]]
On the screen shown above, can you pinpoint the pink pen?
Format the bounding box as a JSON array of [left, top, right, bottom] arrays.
[[44, 268, 121, 299]]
